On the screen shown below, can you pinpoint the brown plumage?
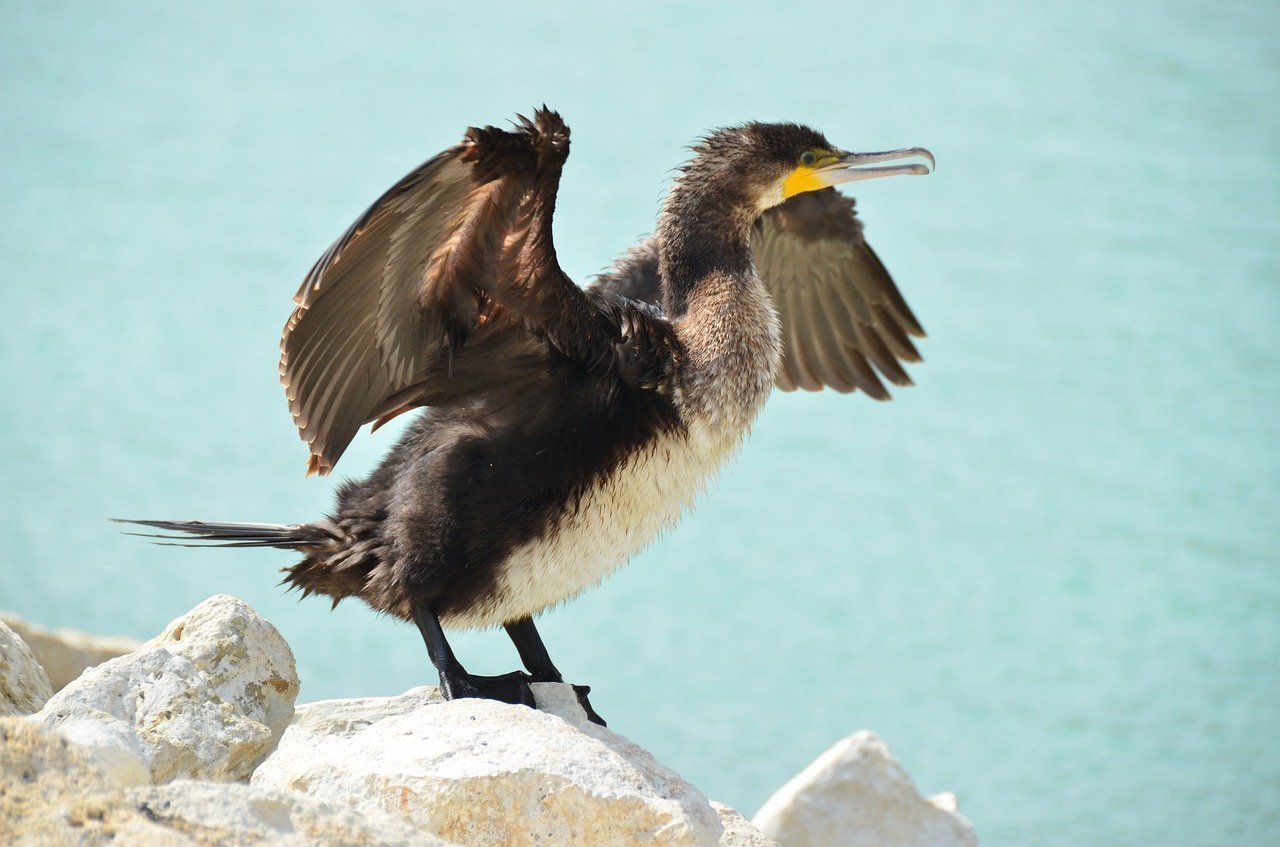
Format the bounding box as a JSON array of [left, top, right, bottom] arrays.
[[120, 110, 933, 723]]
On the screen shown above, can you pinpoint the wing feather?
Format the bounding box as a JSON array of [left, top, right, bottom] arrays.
[[845, 347, 890, 399], [784, 284, 825, 391], [281, 146, 506, 474], [281, 111, 675, 476], [872, 303, 923, 362], [810, 282, 864, 393], [861, 242, 925, 336], [853, 320, 911, 387], [753, 188, 925, 395]]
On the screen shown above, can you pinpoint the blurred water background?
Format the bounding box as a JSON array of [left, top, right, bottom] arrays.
[[2, 1, 1277, 844]]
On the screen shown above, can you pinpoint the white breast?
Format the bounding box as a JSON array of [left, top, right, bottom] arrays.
[[443, 421, 743, 630]]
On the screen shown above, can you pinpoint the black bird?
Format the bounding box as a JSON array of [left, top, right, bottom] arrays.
[[121, 110, 932, 725]]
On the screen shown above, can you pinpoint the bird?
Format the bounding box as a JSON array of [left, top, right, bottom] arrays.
[[119, 109, 932, 725]]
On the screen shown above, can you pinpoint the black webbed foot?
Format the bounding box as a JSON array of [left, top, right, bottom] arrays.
[[502, 616, 607, 726], [441, 669, 536, 708], [573, 684, 606, 727]]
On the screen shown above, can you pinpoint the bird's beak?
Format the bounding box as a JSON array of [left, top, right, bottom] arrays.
[[823, 148, 935, 184], [784, 148, 935, 198]]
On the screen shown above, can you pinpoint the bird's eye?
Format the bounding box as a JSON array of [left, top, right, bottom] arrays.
[[799, 151, 817, 166]]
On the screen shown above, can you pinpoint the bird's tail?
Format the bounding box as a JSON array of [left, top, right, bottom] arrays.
[[114, 517, 382, 611], [112, 518, 339, 550]]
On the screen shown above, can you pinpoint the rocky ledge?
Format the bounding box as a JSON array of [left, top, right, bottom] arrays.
[[0, 596, 976, 846]]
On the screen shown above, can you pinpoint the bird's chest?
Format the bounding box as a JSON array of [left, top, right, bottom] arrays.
[[453, 280, 780, 629], [458, 410, 749, 630]]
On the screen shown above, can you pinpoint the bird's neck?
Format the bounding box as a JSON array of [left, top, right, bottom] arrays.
[[656, 179, 758, 317], [656, 177, 780, 433]]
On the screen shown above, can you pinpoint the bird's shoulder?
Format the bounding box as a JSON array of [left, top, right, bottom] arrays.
[[585, 287, 682, 396]]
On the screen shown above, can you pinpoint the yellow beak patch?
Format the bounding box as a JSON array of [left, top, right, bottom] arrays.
[[782, 165, 828, 199]]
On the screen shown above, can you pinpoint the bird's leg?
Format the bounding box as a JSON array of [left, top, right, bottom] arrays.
[[504, 616, 606, 726], [503, 616, 564, 682], [412, 602, 534, 708]]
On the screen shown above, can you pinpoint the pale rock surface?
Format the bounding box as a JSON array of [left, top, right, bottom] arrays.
[[1, 717, 124, 846], [124, 781, 460, 846], [32, 595, 299, 783], [751, 731, 977, 847], [0, 611, 141, 691], [143, 594, 299, 739], [35, 645, 267, 783], [55, 716, 153, 787], [0, 718, 458, 846], [0, 620, 54, 716], [253, 684, 726, 847], [712, 802, 781, 847]]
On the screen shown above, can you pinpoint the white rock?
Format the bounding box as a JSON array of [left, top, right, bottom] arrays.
[[1, 717, 119, 846], [55, 717, 152, 787], [126, 780, 460, 846], [751, 731, 977, 847], [143, 594, 298, 739], [35, 647, 270, 784], [0, 611, 141, 692], [32, 596, 299, 784], [0, 620, 54, 716], [711, 802, 780, 846], [253, 685, 725, 847], [0, 718, 457, 846], [930, 790, 960, 813]]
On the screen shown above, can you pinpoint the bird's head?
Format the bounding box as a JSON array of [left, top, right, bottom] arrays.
[[688, 122, 934, 214]]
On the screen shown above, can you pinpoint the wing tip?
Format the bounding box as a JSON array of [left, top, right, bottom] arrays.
[[306, 454, 332, 478], [462, 121, 540, 181]]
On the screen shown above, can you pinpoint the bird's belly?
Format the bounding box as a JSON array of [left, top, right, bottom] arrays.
[[444, 423, 741, 629]]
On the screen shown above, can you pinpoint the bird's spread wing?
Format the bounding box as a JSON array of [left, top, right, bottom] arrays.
[[753, 188, 924, 397], [281, 110, 664, 476], [590, 188, 925, 398]]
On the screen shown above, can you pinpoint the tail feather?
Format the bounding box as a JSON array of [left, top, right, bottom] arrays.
[[114, 516, 378, 613], [111, 518, 335, 549]]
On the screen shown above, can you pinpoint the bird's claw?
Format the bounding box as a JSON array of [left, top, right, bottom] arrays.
[[572, 684, 606, 726]]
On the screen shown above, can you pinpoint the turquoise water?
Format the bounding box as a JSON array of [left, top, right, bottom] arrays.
[[2, 1, 1277, 843]]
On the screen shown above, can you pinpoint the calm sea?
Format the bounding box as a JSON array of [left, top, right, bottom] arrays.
[[2, 2, 1276, 844]]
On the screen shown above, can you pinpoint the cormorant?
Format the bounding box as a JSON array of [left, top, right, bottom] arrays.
[[120, 110, 932, 725]]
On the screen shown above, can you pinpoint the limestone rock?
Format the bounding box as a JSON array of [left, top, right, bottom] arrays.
[[33, 596, 299, 783], [0, 620, 53, 716], [0, 611, 141, 691], [35, 646, 266, 783], [143, 594, 299, 739], [55, 717, 153, 787], [751, 731, 976, 847], [0, 717, 122, 846], [712, 802, 780, 847], [124, 780, 460, 846], [0, 718, 457, 846], [253, 685, 725, 847]]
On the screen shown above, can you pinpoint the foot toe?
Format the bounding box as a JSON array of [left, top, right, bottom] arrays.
[[573, 684, 607, 726]]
